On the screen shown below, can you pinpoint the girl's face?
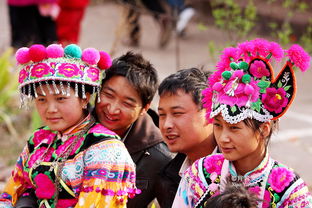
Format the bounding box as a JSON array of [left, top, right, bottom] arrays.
[[213, 114, 268, 165], [35, 85, 89, 133]]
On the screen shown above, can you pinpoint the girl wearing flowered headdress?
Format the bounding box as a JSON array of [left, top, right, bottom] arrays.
[[0, 44, 139, 208], [172, 39, 312, 208]]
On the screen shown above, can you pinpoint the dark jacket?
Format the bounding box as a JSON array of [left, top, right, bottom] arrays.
[[158, 153, 187, 207], [125, 110, 174, 208]]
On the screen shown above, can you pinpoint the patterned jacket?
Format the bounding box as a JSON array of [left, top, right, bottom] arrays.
[[0, 116, 137, 208], [173, 153, 312, 208]]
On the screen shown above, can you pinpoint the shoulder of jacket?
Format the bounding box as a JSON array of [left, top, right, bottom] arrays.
[[146, 142, 174, 159]]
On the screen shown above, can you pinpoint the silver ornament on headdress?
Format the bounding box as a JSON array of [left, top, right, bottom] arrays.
[[52, 80, 60, 94], [39, 82, 46, 96]]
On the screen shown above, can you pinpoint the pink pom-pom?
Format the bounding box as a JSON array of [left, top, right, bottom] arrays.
[[29, 44, 47, 62], [16, 47, 30, 64], [237, 40, 254, 62], [98, 51, 112, 70], [82, 48, 100, 65], [212, 82, 223, 92], [269, 41, 284, 61], [244, 84, 254, 95], [287, 44, 311, 72], [232, 70, 244, 79], [251, 38, 270, 57], [46, 44, 64, 58]]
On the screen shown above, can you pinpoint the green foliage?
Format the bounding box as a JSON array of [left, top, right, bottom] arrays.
[[277, 22, 293, 45], [266, 0, 311, 51], [208, 41, 217, 63], [31, 108, 43, 131], [300, 18, 312, 53], [0, 49, 18, 108], [208, 0, 312, 53], [0, 49, 20, 136], [197, 22, 208, 31], [210, 0, 256, 41]]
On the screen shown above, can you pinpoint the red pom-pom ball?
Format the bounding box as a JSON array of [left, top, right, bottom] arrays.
[[16, 47, 30, 64], [82, 48, 100, 65], [29, 44, 47, 62], [46, 44, 64, 58], [98, 51, 112, 70]]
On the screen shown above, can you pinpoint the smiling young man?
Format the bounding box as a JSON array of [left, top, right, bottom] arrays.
[[95, 51, 173, 208], [157, 68, 217, 207]]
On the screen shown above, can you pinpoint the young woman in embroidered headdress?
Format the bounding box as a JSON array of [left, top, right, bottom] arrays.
[[0, 44, 139, 208], [172, 39, 312, 208]]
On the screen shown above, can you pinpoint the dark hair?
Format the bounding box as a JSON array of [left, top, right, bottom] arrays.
[[204, 183, 259, 208], [23, 81, 94, 99], [243, 118, 279, 147], [158, 68, 211, 109], [101, 51, 158, 107]]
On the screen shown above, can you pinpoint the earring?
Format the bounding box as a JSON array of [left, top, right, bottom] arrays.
[[83, 105, 87, 109]]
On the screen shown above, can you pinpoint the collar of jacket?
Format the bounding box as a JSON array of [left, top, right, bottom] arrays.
[[123, 112, 163, 154]]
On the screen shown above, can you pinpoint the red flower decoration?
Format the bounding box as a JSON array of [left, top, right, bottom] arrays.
[[30, 63, 53, 78], [58, 63, 81, 78], [262, 88, 288, 114], [34, 173, 56, 199], [249, 60, 270, 78], [203, 154, 224, 175], [56, 199, 78, 208], [33, 129, 56, 147], [18, 69, 28, 83], [268, 167, 294, 193], [28, 147, 47, 167]]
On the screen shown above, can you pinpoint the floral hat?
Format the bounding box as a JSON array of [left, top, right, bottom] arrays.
[[203, 39, 311, 124], [16, 44, 112, 105]]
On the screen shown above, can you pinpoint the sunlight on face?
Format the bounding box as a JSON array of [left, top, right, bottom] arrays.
[[34, 85, 87, 133], [158, 90, 211, 154], [213, 114, 264, 165], [95, 76, 147, 137]]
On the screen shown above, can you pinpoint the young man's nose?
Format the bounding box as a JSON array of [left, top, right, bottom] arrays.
[[107, 101, 121, 114], [162, 116, 174, 130]]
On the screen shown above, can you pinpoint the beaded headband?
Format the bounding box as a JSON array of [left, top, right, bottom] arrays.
[[16, 44, 112, 105], [202, 39, 311, 124]]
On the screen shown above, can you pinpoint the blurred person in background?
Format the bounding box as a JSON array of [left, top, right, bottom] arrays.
[[120, 0, 172, 48], [56, 0, 89, 46], [7, 0, 58, 50], [166, 0, 195, 37]]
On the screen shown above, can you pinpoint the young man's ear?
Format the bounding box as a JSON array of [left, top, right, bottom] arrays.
[[140, 103, 151, 116]]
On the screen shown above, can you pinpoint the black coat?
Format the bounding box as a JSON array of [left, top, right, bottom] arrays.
[[158, 153, 187, 207], [125, 110, 174, 208]]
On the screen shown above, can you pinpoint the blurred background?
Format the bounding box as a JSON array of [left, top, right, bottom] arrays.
[[0, 0, 312, 197]]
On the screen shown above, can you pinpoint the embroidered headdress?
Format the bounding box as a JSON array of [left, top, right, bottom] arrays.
[[16, 44, 112, 105], [203, 39, 311, 124]]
